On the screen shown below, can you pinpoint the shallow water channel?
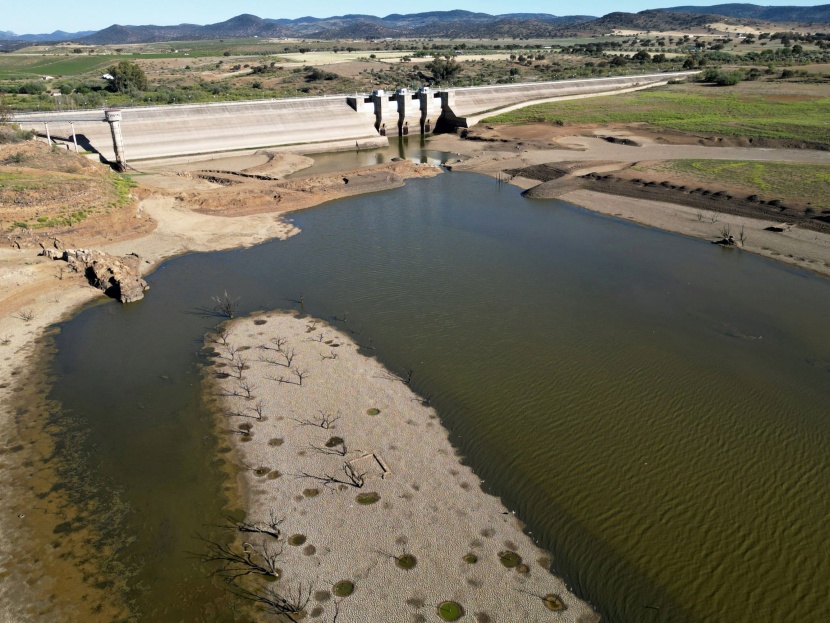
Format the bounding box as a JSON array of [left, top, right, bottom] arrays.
[[40, 157, 830, 622]]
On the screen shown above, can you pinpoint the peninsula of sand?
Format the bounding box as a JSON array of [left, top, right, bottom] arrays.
[[205, 311, 598, 622]]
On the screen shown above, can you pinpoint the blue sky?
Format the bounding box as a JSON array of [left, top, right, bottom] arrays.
[[2, 1, 826, 34]]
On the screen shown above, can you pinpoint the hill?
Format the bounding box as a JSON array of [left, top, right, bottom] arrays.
[[8, 7, 829, 45], [67, 11, 597, 44], [666, 4, 830, 23], [584, 10, 731, 33]]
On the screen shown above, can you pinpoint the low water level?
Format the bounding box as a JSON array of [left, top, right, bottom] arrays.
[[286, 136, 456, 178], [43, 169, 830, 622]]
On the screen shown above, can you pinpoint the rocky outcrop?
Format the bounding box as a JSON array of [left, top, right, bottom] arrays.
[[41, 249, 149, 303]]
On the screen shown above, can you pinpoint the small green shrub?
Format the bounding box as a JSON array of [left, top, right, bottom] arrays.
[[498, 550, 522, 568], [333, 580, 354, 597], [395, 554, 417, 570], [356, 492, 380, 505], [543, 594, 566, 611], [3, 151, 28, 164], [437, 601, 464, 621]]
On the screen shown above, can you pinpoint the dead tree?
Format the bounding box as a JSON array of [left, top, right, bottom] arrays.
[[230, 354, 248, 379], [225, 405, 261, 420], [197, 536, 283, 583], [212, 291, 241, 318], [206, 327, 233, 347], [230, 582, 312, 621], [235, 379, 257, 399], [14, 309, 35, 322], [258, 336, 287, 353], [226, 508, 284, 540], [320, 350, 338, 361], [297, 463, 366, 489], [291, 411, 339, 429], [310, 441, 348, 457], [259, 347, 296, 368], [268, 367, 307, 386], [720, 223, 732, 239]]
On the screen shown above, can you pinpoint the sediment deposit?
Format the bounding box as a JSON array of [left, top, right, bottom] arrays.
[[207, 312, 599, 623]]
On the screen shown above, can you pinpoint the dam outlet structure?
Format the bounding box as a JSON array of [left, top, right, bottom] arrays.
[[12, 71, 698, 168]]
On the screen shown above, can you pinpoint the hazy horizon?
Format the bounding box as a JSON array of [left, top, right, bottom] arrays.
[[2, 1, 827, 35]]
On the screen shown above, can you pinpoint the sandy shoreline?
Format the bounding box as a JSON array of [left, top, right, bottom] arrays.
[[207, 311, 599, 622]]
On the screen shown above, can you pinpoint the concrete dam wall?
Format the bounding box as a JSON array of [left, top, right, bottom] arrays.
[[442, 72, 697, 123], [14, 97, 384, 165], [13, 72, 697, 167]]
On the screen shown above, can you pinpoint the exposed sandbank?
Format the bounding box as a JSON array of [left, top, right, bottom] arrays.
[[207, 311, 599, 622]]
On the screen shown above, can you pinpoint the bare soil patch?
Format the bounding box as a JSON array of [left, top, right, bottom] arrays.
[[1, 142, 156, 250], [175, 160, 440, 217]]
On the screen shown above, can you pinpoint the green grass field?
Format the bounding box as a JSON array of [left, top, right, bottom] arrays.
[[637, 160, 830, 209], [0, 54, 136, 79], [483, 86, 830, 144]]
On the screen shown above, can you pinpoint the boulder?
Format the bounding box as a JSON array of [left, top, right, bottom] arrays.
[[41, 248, 149, 303]]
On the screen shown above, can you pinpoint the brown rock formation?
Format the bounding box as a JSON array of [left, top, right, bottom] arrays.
[[41, 249, 149, 303]]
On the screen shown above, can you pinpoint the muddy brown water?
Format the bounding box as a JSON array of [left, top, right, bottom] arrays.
[[13, 155, 830, 622]]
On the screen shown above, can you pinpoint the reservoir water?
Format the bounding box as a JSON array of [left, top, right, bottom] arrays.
[[33, 166, 830, 622]]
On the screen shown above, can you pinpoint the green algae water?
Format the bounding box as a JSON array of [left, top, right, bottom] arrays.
[[35, 169, 830, 622]]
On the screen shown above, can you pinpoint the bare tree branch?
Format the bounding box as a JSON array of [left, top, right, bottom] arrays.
[[258, 346, 296, 368], [290, 411, 339, 429], [225, 508, 284, 540], [297, 463, 366, 489], [309, 443, 348, 457], [212, 291, 240, 318], [258, 336, 287, 353], [196, 535, 283, 583]]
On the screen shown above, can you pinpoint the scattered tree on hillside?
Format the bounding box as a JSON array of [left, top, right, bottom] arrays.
[[106, 60, 148, 93], [425, 55, 462, 83], [0, 96, 11, 124]]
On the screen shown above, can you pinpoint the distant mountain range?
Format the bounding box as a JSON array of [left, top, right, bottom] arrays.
[[0, 29, 95, 42], [1, 6, 827, 45]]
